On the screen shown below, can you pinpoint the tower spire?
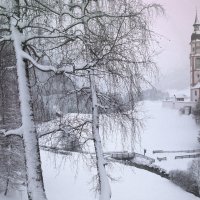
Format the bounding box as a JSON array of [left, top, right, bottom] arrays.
[[194, 9, 199, 25], [193, 9, 200, 32]]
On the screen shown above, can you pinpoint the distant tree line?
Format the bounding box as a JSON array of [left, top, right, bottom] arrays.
[[140, 88, 169, 101]]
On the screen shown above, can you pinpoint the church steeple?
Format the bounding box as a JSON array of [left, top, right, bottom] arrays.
[[193, 9, 200, 32], [190, 9, 200, 102]]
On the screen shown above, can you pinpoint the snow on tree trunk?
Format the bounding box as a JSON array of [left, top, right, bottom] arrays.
[[10, 18, 47, 200], [89, 69, 111, 200]]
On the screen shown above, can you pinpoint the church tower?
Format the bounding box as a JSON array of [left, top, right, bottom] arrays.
[[190, 10, 200, 102]]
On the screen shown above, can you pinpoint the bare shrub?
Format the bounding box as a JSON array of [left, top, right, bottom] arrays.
[[169, 169, 199, 196]]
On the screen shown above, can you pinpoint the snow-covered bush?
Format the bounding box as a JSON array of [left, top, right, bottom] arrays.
[[169, 169, 199, 196], [192, 101, 200, 124], [193, 101, 200, 115], [192, 102, 200, 142], [188, 159, 200, 195]]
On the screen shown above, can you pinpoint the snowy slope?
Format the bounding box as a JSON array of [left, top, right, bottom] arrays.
[[139, 101, 199, 171], [41, 151, 200, 200], [1, 150, 199, 200], [102, 101, 199, 171], [1, 101, 200, 200]]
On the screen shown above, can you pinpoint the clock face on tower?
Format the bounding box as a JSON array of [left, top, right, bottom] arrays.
[[196, 57, 200, 69]]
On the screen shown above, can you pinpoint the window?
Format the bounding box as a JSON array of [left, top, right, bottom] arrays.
[[197, 47, 200, 54], [191, 58, 194, 69], [196, 58, 200, 69], [195, 90, 197, 96]]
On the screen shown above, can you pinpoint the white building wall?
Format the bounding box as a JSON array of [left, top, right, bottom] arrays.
[[162, 101, 196, 109]]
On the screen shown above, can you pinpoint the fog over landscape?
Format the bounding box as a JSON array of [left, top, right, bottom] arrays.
[[1, 1, 200, 200], [145, 0, 200, 91]]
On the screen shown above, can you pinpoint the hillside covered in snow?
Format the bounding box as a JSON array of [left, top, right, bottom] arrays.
[[1, 101, 199, 200]]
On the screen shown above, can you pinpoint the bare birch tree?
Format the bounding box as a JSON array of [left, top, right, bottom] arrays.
[[0, 0, 162, 199], [63, 1, 163, 199], [0, 1, 71, 199]]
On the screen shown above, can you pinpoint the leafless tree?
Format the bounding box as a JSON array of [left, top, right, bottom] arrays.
[[0, 0, 163, 199], [59, 1, 163, 199]]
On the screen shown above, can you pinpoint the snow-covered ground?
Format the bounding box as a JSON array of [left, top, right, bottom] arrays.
[[104, 101, 199, 171], [1, 101, 200, 200], [137, 101, 199, 171]]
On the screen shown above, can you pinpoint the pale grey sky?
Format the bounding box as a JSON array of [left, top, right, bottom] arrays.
[[144, 0, 200, 91]]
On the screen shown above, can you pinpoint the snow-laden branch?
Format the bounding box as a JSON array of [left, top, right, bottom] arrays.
[[0, 5, 6, 10], [21, 51, 59, 72], [0, 24, 10, 31], [0, 127, 23, 137], [97, 104, 109, 110], [25, 33, 74, 42], [37, 119, 91, 138], [0, 35, 11, 43], [21, 49, 97, 74]]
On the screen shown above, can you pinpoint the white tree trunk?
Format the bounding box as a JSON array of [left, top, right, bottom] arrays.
[[89, 69, 111, 200], [11, 21, 47, 200]]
